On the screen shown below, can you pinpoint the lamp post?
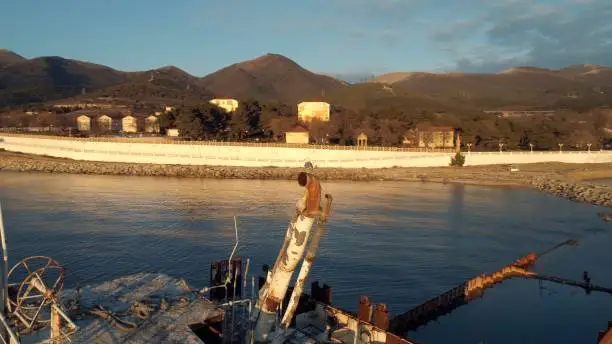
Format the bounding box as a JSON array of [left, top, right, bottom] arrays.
[[587, 143, 592, 153], [498, 143, 504, 153], [529, 143, 534, 153], [558, 143, 564, 153]]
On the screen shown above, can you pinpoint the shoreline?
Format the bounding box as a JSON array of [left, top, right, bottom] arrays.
[[1, 150, 612, 208]]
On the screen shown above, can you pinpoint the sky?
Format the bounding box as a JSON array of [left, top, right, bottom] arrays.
[[1, 0, 611, 80]]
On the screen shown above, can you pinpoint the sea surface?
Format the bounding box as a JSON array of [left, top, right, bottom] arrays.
[[0, 172, 610, 344], [594, 178, 612, 186]]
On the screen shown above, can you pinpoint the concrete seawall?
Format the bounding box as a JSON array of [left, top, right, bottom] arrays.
[[2, 133, 612, 168]]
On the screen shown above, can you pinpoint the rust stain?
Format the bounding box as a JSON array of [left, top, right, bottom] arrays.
[[262, 296, 280, 313], [303, 174, 322, 218], [279, 250, 289, 267], [293, 228, 307, 246]]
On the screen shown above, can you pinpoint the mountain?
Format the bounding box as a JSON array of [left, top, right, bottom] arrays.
[[0, 51, 347, 107], [1, 49, 611, 112], [363, 65, 612, 110], [0, 56, 128, 107], [74, 65, 213, 105], [197, 53, 348, 104], [0, 49, 27, 66]]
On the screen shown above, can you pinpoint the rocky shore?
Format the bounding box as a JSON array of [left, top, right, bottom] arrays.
[[532, 177, 612, 207], [1, 150, 612, 208]]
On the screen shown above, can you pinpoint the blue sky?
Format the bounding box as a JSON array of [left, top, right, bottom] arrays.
[[1, 0, 611, 78]]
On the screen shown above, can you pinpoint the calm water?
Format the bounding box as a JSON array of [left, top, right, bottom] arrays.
[[0, 172, 610, 344], [594, 178, 612, 186]]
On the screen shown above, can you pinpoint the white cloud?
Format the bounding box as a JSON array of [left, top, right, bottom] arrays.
[[431, 0, 612, 71]]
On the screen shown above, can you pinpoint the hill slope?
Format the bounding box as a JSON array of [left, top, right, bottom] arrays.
[[197, 53, 348, 103], [365, 67, 612, 110], [0, 56, 128, 107], [72, 66, 213, 105], [0, 49, 27, 66]]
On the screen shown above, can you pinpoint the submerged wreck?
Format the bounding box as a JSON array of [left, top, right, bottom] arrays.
[[0, 171, 415, 344]]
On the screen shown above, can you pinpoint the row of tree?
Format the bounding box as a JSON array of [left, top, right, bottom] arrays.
[[2, 100, 612, 150], [156, 100, 612, 149]]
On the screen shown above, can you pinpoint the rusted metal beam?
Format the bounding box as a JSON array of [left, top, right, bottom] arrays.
[[389, 252, 538, 335], [51, 304, 61, 342], [252, 173, 323, 343], [599, 321, 612, 344], [280, 194, 333, 329], [358, 296, 373, 323], [373, 304, 390, 331]]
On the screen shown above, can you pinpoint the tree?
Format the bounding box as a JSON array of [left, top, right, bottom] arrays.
[[229, 110, 249, 140], [378, 119, 405, 146], [309, 119, 329, 144], [175, 108, 205, 139], [200, 104, 229, 139], [450, 152, 465, 166], [267, 117, 294, 141], [159, 111, 176, 134]]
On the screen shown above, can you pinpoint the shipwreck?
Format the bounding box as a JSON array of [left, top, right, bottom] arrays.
[[0, 168, 608, 343], [0, 170, 416, 344]]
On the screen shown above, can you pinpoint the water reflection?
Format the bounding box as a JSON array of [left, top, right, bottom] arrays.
[[0, 171, 610, 343]]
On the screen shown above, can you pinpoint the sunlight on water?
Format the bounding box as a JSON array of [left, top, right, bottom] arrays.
[[0, 171, 610, 343]]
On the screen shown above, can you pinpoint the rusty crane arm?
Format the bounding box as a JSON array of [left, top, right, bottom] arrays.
[[251, 172, 329, 343]]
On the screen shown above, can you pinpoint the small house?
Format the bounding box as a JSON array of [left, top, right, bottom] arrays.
[[121, 115, 138, 133], [166, 128, 179, 137], [76, 115, 91, 131], [97, 115, 112, 132], [415, 124, 455, 148], [285, 125, 310, 144]]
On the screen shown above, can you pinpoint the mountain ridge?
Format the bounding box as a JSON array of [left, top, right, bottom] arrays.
[[1, 49, 611, 112]]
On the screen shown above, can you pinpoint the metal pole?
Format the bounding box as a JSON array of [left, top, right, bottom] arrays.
[[0, 313, 18, 344], [0, 202, 9, 343]]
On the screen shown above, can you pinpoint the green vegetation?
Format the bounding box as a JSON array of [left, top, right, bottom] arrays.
[[450, 152, 465, 167]]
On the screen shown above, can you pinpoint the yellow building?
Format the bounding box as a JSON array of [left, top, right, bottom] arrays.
[[144, 115, 160, 133], [209, 98, 239, 113], [76, 115, 91, 131], [297, 101, 330, 122], [414, 124, 455, 148], [97, 115, 112, 132], [285, 125, 310, 144], [166, 128, 179, 137], [121, 115, 138, 133]]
